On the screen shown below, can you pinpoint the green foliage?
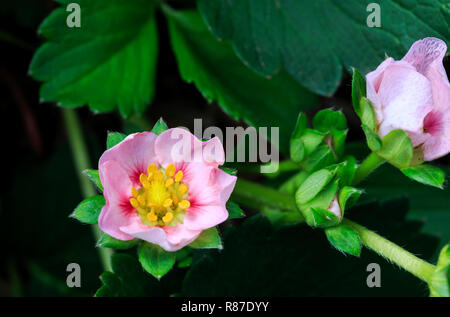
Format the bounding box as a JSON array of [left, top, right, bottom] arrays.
[[83, 169, 103, 192], [30, 0, 158, 117], [183, 199, 438, 296], [189, 227, 222, 249], [226, 200, 245, 219], [198, 0, 450, 95], [97, 233, 139, 250], [166, 9, 317, 154], [71, 195, 105, 224], [338, 186, 363, 213], [96, 253, 164, 297], [138, 242, 176, 280], [325, 225, 361, 257], [106, 132, 126, 149], [401, 165, 446, 189]]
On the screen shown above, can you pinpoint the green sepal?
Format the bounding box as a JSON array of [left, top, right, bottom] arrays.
[[359, 97, 376, 130], [97, 233, 139, 250], [290, 139, 305, 163], [221, 166, 238, 176], [301, 145, 336, 172], [429, 244, 450, 297], [226, 200, 245, 219], [151, 118, 169, 135], [137, 242, 176, 280], [330, 128, 348, 158], [290, 112, 308, 140], [106, 132, 127, 149], [362, 124, 382, 152], [376, 129, 413, 169], [325, 224, 361, 257], [351, 68, 366, 117], [338, 186, 363, 216], [298, 181, 340, 228], [279, 171, 309, 195], [336, 156, 357, 186], [83, 169, 103, 192], [71, 195, 105, 224], [295, 168, 335, 204], [189, 227, 222, 249], [401, 165, 445, 189], [309, 207, 340, 228], [313, 109, 347, 133], [176, 248, 193, 268]]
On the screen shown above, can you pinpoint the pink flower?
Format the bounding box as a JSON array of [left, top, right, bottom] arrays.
[[366, 37, 450, 161], [98, 128, 237, 252]]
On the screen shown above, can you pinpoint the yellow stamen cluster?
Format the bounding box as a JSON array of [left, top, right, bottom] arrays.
[[129, 163, 190, 227]]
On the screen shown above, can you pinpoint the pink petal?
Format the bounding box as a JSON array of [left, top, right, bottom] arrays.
[[376, 63, 433, 143], [98, 161, 136, 241], [402, 38, 450, 114], [164, 224, 201, 246], [366, 57, 395, 122], [183, 169, 236, 231], [422, 111, 450, 161], [184, 204, 229, 231], [99, 132, 158, 187], [120, 221, 200, 252], [155, 128, 225, 168], [328, 197, 341, 219]]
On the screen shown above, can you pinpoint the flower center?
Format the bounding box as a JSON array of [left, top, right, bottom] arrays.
[[129, 163, 190, 227]]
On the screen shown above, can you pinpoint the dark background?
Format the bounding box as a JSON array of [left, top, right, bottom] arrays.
[[0, 0, 449, 296]]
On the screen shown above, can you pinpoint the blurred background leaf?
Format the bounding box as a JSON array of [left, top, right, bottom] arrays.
[[198, 0, 450, 95]]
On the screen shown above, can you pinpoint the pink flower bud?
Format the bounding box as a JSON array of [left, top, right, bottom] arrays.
[[97, 128, 236, 252], [328, 196, 341, 220], [366, 37, 450, 161]]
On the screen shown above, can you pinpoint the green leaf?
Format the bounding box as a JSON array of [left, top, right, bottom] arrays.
[[83, 169, 103, 192], [361, 124, 382, 152], [106, 132, 126, 149], [151, 118, 169, 135], [401, 165, 446, 189], [189, 227, 222, 249], [30, 0, 158, 117], [351, 68, 366, 116], [377, 129, 413, 169], [198, 0, 450, 95], [71, 195, 105, 224], [165, 8, 317, 154], [95, 253, 164, 297], [325, 225, 361, 257], [295, 169, 334, 204], [226, 200, 245, 219], [138, 242, 176, 280], [291, 112, 308, 140], [313, 109, 347, 133], [97, 233, 138, 250]]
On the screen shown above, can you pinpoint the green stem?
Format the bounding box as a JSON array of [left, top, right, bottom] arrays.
[[352, 152, 385, 185], [233, 178, 437, 283], [231, 178, 301, 218], [62, 109, 112, 272], [343, 219, 436, 282]]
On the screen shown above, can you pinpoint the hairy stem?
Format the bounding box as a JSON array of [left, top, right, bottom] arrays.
[[62, 109, 112, 272], [343, 219, 435, 282], [352, 152, 385, 185]]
